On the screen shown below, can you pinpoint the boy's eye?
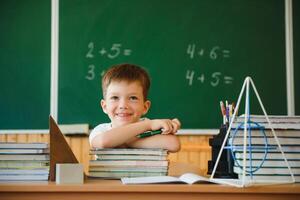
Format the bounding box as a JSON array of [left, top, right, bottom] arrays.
[[129, 96, 138, 101], [110, 96, 119, 100]]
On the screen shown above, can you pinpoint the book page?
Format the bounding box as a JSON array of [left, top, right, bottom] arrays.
[[121, 176, 182, 184], [121, 173, 249, 187], [179, 173, 246, 187], [179, 173, 210, 184]]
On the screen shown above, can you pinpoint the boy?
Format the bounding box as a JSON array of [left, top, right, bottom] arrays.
[[89, 63, 181, 152]]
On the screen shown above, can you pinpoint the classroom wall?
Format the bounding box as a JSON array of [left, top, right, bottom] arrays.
[[0, 134, 211, 175]]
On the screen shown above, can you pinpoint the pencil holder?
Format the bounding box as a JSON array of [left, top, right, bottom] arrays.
[[207, 124, 238, 178]]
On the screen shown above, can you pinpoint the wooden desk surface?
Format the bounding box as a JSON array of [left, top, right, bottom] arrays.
[[0, 162, 299, 200], [0, 178, 299, 193], [0, 179, 299, 200]]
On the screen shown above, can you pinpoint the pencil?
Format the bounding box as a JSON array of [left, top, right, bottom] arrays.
[[137, 130, 162, 138], [220, 101, 226, 116]]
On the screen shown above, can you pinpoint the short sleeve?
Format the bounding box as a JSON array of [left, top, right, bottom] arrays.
[[89, 123, 112, 145]]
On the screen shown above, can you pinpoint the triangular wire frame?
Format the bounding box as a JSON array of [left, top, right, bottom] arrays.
[[209, 77, 295, 187]]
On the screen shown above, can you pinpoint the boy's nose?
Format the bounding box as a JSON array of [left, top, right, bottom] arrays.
[[119, 99, 128, 109]]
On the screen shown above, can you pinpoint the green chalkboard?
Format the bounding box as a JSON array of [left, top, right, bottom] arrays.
[[0, 0, 50, 129], [59, 0, 287, 129]]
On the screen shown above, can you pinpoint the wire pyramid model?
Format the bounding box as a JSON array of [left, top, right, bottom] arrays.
[[210, 77, 295, 187]]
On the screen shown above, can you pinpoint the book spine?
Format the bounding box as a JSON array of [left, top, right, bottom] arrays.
[[0, 161, 49, 168], [233, 166, 300, 175], [89, 160, 169, 167], [237, 174, 299, 182], [234, 152, 300, 160], [229, 137, 300, 145], [94, 155, 167, 161], [234, 159, 300, 167], [0, 143, 48, 149]]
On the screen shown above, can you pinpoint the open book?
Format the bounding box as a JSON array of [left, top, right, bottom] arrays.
[[121, 173, 246, 187]]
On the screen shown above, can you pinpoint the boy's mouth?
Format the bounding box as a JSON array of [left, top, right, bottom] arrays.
[[116, 113, 132, 117]]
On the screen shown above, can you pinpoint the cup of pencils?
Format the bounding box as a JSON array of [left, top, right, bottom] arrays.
[[220, 100, 236, 125]]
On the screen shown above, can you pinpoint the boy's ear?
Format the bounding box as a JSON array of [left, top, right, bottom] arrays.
[[100, 99, 107, 114], [143, 100, 151, 115]]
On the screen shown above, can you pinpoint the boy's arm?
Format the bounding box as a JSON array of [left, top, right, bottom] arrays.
[[91, 118, 180, 149], [126, 134, 181, 153], [91, 120, 150, 148]]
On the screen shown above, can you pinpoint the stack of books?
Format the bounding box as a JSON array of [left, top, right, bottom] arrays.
[[230, 115, 300, 182], [0, 142, 50, 181], [89, 148, 168, 179]]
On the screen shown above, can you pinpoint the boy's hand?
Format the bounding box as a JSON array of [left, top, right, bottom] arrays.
[[149, 118, 181, 134]]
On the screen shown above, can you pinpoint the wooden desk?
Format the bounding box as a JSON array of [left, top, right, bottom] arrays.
[[0, 163, 299, 200], [0, 179, 299, 200]]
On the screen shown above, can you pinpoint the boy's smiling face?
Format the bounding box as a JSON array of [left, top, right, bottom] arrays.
[[101, 81, 151, 128]]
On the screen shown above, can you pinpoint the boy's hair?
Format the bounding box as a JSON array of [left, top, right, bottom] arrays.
[[102, 63, 151, 100]]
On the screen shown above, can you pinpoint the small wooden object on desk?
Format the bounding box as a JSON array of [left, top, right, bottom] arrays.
[[49, 116, 83, 181]]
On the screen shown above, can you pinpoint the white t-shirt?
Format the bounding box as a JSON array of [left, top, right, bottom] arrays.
[[89, 118, 148, 145], [89, 123, 112, 145]]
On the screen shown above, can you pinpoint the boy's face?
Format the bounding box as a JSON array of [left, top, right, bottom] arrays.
[[101, 81, 151, 128]]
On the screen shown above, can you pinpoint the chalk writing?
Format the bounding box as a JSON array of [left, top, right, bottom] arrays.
[[186, 70, 233, 86], [86, 42, 132, 59], [186, 44, 230, 60], [185, 43, 233, 86], [85, 42, 132, 80]]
